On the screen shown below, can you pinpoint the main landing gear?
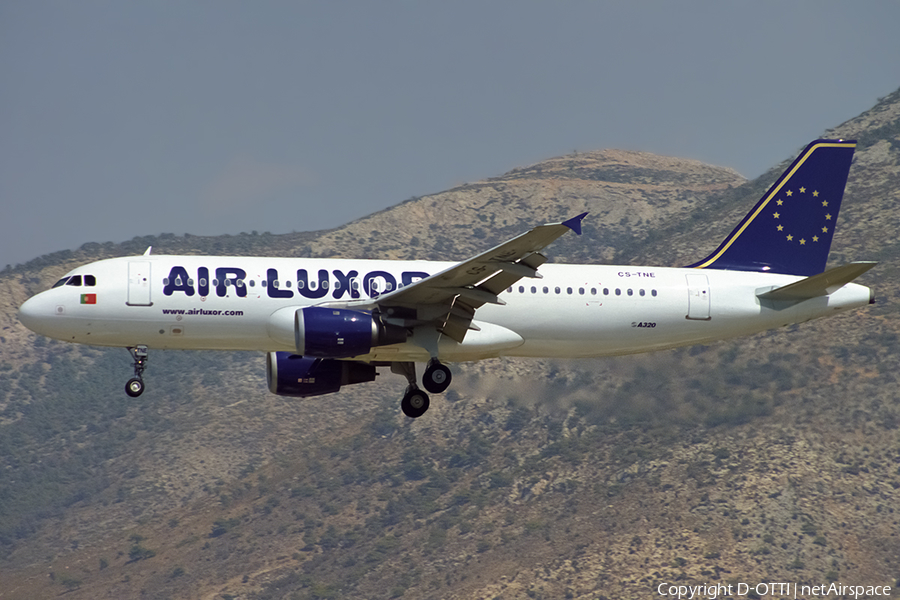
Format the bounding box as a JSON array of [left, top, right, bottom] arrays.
[[391, 359, 453, 418], [423, 358, 452, 394], [401, 386, 430, 419], [125, 345, 148, 397]]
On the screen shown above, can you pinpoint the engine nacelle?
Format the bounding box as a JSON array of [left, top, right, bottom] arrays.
[[297, 306, 406, 358], [266, 352, 377, 397]]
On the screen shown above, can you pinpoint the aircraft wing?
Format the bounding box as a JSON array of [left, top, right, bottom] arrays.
[[331, 213, 587, 342]]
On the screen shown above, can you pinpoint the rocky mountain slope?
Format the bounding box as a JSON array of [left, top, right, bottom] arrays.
[[0, 89, 898, 599]]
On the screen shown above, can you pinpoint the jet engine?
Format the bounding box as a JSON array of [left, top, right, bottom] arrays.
[[266, 352, 377, 397], [294, 306, 407, 358]]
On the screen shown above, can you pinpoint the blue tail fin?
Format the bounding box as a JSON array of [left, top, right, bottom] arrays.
[[687, 139, 856, 276]]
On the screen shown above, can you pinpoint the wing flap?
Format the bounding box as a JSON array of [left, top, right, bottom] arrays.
[[479, 253, 548, 296], [439, 311, 474, 343], [757, 261, 876, 301]]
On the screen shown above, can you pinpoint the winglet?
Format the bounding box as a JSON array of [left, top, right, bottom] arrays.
[[561, 212, 588, 236]]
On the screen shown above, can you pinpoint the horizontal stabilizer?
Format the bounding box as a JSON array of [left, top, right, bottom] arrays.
[[757, 261, 876, 301]]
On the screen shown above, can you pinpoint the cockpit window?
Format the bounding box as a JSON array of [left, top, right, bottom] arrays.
[[52, 277, 70, 288], [66, 275, 83, 287], [84, 275, 96, 286]]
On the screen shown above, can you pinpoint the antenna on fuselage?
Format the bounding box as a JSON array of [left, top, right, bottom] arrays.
[[143, 247, 152, 256]]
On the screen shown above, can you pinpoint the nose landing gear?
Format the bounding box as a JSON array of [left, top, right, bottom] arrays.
[[125, 345, 148, 397]]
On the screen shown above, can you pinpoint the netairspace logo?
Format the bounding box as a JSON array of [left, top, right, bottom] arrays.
[[656, 581, 893, 599]]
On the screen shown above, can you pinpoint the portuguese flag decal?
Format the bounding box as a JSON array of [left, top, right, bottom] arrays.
[[80, 293, 97, 305]]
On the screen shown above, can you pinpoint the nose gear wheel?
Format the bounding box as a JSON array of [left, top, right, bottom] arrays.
[[125, 377, 145, 397]]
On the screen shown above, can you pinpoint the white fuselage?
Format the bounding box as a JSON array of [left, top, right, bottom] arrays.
[[19, 255, 873, 363]]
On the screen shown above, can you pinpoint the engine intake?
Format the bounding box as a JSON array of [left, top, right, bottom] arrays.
[[266, 352, 377, 397], [296, 306, 406, 358]]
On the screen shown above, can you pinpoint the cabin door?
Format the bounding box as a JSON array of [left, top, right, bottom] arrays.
[[685, 274, 710, 320], [127, 261, 153, 306]]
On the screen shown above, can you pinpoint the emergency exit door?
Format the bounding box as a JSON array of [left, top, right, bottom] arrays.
[[685, 273, 710, 320]]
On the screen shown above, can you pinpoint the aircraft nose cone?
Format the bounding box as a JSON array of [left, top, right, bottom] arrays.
[[18, 296, 39, 330], [18, 293, 54, 335]]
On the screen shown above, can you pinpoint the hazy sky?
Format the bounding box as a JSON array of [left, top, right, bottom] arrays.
[[2, 2, 899, 268]]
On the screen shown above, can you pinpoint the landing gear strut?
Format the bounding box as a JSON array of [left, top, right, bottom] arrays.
[[391, 359, 453, 418], [125, 345, 148, 397], [391, 361, 430, 418]]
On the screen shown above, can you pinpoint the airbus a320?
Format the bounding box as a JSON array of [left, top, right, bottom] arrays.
[[19, 140, 875, 417]]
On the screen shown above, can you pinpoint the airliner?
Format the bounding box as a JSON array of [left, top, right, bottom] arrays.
[[18, 140, 876, 417]]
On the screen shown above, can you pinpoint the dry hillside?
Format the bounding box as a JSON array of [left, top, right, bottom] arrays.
[[0, 89, 898, 600]]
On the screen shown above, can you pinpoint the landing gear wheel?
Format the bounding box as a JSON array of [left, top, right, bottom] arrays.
[[422, 360, 452, 394], [125, 377, 145, 398], [401, 386, 430, 418]]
